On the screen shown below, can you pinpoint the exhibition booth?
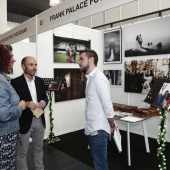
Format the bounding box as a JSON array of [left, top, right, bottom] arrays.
[[0, 0, 170, 145]]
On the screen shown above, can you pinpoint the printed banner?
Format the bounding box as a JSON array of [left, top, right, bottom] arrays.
[[38, 0, 136, 34], [0, 17, 36, 44]]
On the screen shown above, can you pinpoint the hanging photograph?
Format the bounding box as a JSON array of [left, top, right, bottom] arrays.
[[103, 28, 122, 64], [103, 70, 122, 86], [124, 17, 170, 57], [124, 58, 170, 94], [53, 35, 91, 63], [54, 68, 86, 102]]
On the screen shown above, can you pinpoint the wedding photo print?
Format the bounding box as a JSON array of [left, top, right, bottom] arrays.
[[124, 17, 170, 57], [54, 68, 86, 102], [144, 78, 170, 110], [124, 58, 170, 94], [153, 82, 170, 110], [103, 28, 122, 64], [103, 70, 122, 86], [53, 35, 91, 63]]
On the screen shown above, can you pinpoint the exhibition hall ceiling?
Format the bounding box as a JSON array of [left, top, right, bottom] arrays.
[[7, 0, 51, 23]]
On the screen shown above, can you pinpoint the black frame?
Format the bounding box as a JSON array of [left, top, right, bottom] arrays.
[[103, 28, 122, 64]]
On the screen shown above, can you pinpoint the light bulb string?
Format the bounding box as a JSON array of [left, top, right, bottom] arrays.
[[157, 108, 167, 170]]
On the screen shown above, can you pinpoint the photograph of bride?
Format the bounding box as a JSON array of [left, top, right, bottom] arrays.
[[103, 28, 122, 64]]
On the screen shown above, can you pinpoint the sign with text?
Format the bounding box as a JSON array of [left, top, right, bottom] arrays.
[[38, 0, 136, 34], [0, 17, 36, 44]]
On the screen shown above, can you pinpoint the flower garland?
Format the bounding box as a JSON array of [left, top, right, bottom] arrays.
[[46, 91, 60, 144], [157, 108, 167, 170]]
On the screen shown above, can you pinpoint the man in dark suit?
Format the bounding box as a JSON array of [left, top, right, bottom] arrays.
[[11, 56, 48, 170]]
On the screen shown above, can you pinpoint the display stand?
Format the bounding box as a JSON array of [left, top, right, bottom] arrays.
[[43, 78, 60, 144]]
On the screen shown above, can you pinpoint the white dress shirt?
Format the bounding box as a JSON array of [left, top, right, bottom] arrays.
[[24, 76, 38, 103], [85, 67, 115, 135]]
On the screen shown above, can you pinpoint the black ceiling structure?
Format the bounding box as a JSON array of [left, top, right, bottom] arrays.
[[7, 0, 51, 23]]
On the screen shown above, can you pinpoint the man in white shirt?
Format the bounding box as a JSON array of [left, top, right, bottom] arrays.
[[78, 50, 116, 170]]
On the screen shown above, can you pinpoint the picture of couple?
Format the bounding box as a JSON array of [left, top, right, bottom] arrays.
[[66, 42, 77, 63], [53, 35, 91, 63]]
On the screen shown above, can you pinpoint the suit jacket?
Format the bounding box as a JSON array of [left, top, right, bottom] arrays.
[[11, 74, 48, 134]]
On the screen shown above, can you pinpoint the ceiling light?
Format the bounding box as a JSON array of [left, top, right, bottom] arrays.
[[49, 0, 63, 6]]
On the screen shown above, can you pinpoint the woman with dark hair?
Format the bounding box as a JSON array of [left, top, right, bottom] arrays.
[[0, 44, 26, 170]]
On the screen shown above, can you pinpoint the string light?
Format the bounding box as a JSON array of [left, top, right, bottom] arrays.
[[46, 91, 60, 144], [157, 108, 167, 170]]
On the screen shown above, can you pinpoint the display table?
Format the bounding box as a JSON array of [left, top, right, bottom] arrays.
[[115, 114, 150, 166], [112, 102, 162, 166]]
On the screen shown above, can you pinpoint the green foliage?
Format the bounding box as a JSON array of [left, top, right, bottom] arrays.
[[157, 108, 167, 170], [46, 91, 60, 144]]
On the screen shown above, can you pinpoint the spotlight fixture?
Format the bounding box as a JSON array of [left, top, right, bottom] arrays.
[[49, 0, 64, 6]]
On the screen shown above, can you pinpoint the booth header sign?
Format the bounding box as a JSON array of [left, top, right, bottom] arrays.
[[0, 17, 36, 44], [38, 0, 136, 34]]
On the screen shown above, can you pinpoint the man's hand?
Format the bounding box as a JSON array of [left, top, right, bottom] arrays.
[[110, 121, 116, 133], [108, 118, 116, 133], [26, 101, 37, 110], [37, 100, 46, 109]]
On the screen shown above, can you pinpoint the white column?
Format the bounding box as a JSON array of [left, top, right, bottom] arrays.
[[0, 0, 7, 34]]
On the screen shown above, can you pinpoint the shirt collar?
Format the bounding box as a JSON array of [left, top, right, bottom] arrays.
[[85, 67, 97, 79], [24, 74, 35, 82]]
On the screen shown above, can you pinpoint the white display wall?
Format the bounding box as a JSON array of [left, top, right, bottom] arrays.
[[92, 24, 170, 142], [109, 19, 170, 141], [10, 41, 36, 79], [100, 27, 162, 140], [37, 24, 102, 138]]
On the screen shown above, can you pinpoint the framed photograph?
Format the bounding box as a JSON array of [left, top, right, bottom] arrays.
[[54, 68, 86, 102], [144, 78, 170, 110], [124, 17, 170, 57], [124, 58, 170, 94], [153, 82, 170, 109], [103, 70, 122, 86], [53, 35, 91, 63], [103, 28, 122, 64]]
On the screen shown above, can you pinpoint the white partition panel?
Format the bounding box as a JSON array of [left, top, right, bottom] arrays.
[[10, 42, 36, 79], [37, 24, 101, 138]]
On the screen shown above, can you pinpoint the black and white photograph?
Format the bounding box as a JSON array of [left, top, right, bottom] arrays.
[[103, 29, 122, 64], [124, 17, 170, 57], [53, 35, 91, 63], [124, 58, 170, 94], [54, 68, 86, 102], [103, 70, 122, 86]]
